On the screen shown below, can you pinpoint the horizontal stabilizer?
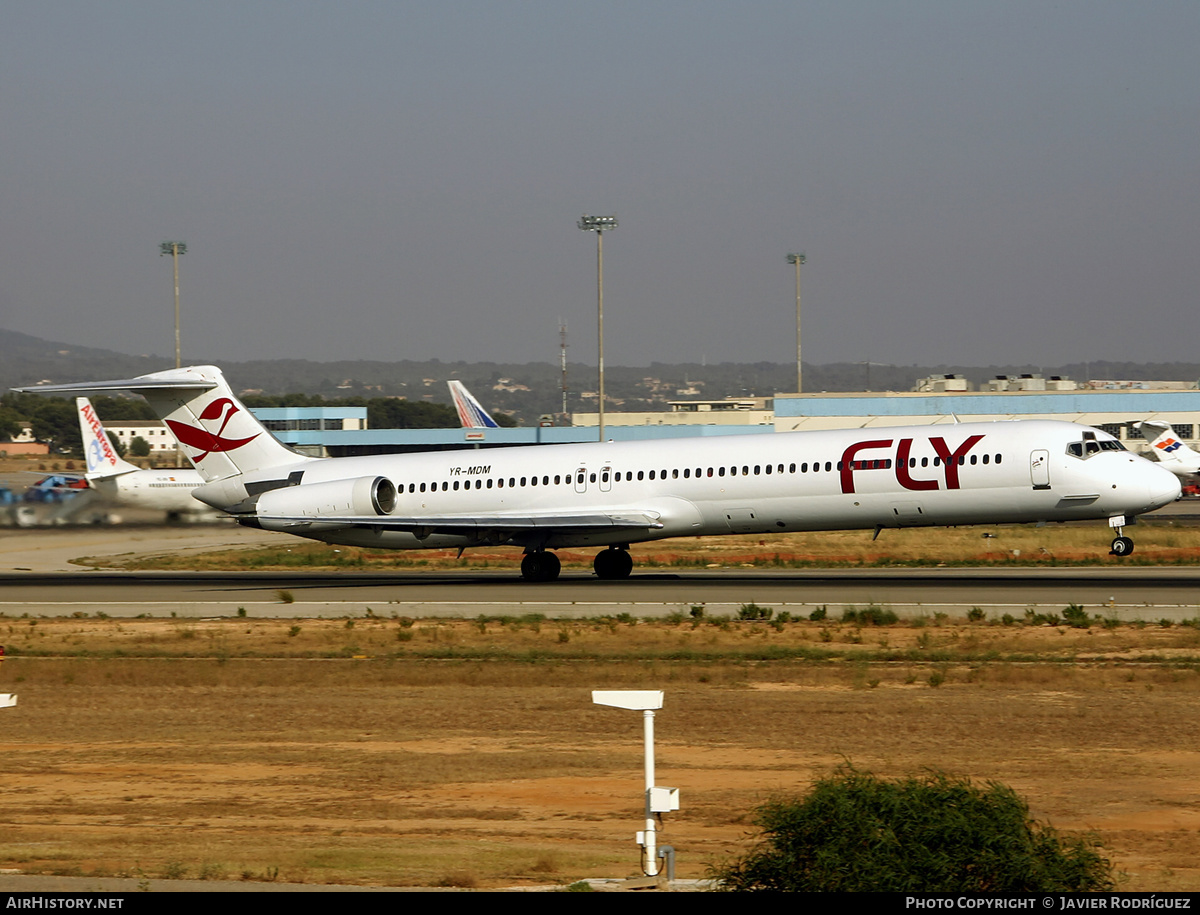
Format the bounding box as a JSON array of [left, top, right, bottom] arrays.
[[16, 366, 308, 482]]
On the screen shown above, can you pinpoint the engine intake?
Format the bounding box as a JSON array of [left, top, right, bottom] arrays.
[[256, 476, 396, 518]]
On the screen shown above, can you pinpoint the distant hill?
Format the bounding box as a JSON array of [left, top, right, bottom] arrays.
[[4, 327, 1199, 425]]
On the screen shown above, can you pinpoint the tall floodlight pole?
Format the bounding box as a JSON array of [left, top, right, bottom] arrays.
[[578, 215, 617, 441], [786, 253, 805, 393], [160, 242, 187, 368]]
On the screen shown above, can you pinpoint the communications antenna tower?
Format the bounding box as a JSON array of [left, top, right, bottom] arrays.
[[559, 319, 569, 417]]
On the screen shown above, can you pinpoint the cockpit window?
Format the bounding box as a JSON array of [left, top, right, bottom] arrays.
[[1066, 440, 1125, 458]]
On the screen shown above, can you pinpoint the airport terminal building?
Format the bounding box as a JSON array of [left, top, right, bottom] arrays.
[[101, 386, 1200, 459]]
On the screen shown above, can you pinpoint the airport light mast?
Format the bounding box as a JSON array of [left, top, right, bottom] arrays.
[[786, 252, 805, 394], [578, 215, 617, 441], [160, 241, 187, 369]]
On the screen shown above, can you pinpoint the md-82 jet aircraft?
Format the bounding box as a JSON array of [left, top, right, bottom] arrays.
[[18, 366, 1180, 578], [76, 396, 209, 520]]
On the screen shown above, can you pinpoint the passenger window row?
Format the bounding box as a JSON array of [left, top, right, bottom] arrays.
[[394, 453, 1005, 496]]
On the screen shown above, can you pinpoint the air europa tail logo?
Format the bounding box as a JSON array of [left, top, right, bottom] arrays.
[[165, 398, 260, 461], [81, 403, 118, 469]]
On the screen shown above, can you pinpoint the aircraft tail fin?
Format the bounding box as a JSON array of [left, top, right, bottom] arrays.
[[77, 397, 140, 479], [19, 367, 309, 483], [448, 380, 500, 429], [1138, 421, 1200, 476]]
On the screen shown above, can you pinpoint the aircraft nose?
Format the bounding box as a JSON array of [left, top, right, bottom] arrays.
[[1147, 464, 1182, 510]]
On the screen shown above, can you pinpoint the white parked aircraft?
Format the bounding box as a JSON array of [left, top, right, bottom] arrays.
[[1137, 421, 1200, 476], [448, 380, 500, 429], [76, 396, 209, 519], [19, 367, 1180, 578]]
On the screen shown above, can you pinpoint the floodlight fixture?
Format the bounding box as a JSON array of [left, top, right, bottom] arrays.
[[578, 215, 617, 233]]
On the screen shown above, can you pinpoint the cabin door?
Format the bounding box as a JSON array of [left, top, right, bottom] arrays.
[[1030, 450, 1051, 490]]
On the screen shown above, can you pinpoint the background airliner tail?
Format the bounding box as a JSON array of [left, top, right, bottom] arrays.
[[448, 380, 500, 428], [1138, 421, 1200, 475], [76, 397, 140, 479], [23, 367, 308, 483]]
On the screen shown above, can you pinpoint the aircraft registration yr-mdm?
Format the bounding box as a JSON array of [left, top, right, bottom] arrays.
[[16, 366, 1181, 580]]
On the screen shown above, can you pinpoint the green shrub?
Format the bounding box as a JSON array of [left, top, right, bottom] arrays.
[[738, 602, 773, 621], [1062, 604, 1090, 629], [712, 768, 1114, 892], [843, 605, 898, 626]]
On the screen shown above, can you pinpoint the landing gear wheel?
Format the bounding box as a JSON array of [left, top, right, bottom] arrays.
[[1110, 536, 1134, 557], [521, 551, 561, 582], [593, 548, 633, 580]]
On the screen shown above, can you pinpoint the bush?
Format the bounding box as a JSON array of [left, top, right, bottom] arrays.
[[737, 602, 773, 621], [712, 768, 1114, 892], [842, 605, 898, 626], [1062, 603, 1090, 629]]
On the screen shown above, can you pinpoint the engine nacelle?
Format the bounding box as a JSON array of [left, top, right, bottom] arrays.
[[256, 476, 397, 518]]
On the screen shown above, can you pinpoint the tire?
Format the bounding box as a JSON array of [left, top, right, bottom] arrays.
[[1110, 536, 1134, 557], [594, 548, 633, 580], [521, 551, 561, 581]]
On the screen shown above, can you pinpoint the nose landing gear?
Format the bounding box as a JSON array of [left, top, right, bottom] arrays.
[[1109, 515, 1134, 557]]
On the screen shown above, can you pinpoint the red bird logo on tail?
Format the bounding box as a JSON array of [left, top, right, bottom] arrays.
[[166, 398, 260, 461]]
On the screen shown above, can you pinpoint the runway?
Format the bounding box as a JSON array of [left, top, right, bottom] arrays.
[[3, 523, 1199, 621], [3, 567, 1200, 621]]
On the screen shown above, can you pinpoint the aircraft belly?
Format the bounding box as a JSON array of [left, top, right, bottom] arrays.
[[306, 529, 472, 550]]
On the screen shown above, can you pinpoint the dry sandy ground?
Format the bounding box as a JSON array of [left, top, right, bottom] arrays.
[[3, 520, 1200, 891], [1, 617, 1200, 891]]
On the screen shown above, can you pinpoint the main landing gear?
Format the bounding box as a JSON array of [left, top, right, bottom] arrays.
[[1109, 515, 1135, 557], [520, 550, 561, 582], [593, 546, 633, 580], [519, 546, 634, 581]]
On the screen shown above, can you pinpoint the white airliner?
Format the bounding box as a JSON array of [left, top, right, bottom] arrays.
[[19, 366, 1180, 578], [448, 380, 500, 428], [76, 396, 209, 519], [1137, 421, 1200, 476]]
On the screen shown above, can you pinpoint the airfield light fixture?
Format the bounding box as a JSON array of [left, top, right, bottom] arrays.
[[592, 690, 679, 880], [786, 253, 806, 393], [159, 242, 188, 369], [578, 215, 617, 442]]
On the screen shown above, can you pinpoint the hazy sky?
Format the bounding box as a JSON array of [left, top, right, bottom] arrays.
[[2, 2, 1198, 369]]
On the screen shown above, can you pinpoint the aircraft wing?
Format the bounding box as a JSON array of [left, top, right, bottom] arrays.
[[254, 508, 664, 537]]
